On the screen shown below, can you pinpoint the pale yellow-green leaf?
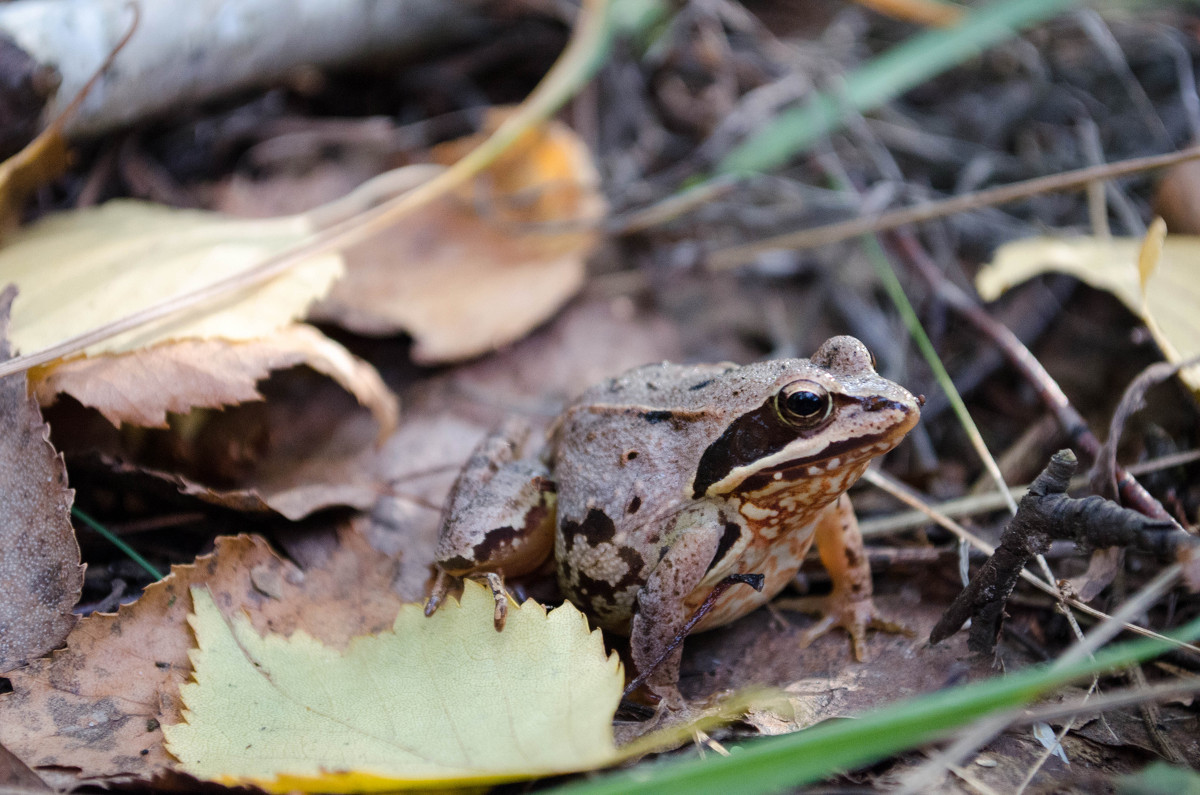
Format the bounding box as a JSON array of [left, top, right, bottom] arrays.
[[977, 233, 1200, 395], [2, 200, 341, 357], [163, 581, 624, 792]]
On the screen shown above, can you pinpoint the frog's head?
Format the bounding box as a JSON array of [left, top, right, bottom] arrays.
[[691, 336, 920, 500]]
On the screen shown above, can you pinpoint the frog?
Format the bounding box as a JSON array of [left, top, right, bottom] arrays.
[[426, 336, 921, 712]]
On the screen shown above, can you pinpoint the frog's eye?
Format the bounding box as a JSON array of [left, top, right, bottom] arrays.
[[776, 381, 832, 428]]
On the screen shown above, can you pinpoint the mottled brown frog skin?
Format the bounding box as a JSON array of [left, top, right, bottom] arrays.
[[431, 336, 920, 710]]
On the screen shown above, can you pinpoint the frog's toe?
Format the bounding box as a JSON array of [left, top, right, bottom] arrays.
[[480, 572, 509, 632], [791, 596, 908, 661], [640, 690, 690, 734], [868, 614, 912, 636], [424, 569, 455, 617], [795, 610, 842, 649]]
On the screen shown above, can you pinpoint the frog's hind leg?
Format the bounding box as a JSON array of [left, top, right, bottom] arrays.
[[427, 419, 557, 630], [793, 494, 909, 658]]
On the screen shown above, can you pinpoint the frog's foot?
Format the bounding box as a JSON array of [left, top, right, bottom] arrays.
[[788, 595, 911, 661], [424, 570, 509, 631], [618, 685, 689, 739]]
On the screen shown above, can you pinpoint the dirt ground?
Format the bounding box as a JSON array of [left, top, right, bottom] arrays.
[[3, 0, 1200, 792]]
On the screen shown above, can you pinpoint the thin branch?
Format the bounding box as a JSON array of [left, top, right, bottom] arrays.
[[706, 143, 1200, 269], [931, 451, 1187, 651]]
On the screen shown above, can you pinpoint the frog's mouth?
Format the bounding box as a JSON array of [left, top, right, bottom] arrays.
[[731, 429, 905, 494]]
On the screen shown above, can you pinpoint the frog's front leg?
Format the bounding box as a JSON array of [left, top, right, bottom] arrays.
[[427, 419, 556, 630], [627, 501, 748, 714], [796, 493, 907, 658], [628, 533, 720, 713]]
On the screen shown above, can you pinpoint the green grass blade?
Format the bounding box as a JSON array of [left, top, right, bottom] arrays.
[[859, 234, 1020, 513], [72, 505, 164, 580], [554, 617, 1200, 795], [716, 0, 1080, 175]]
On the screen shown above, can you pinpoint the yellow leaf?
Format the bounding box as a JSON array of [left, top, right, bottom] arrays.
[[0, 201, 398, 432], [4, 200, 340, 356], [0, 126, 70, 236], [977, 234, 1200, 395], [163, 581, 624, 792]]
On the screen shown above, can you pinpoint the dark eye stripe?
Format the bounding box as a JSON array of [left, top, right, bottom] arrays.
[[691, 393, 863, 498]]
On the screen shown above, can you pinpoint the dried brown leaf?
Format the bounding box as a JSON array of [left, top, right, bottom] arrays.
[[135, 401, 457, 522], [0, 741, 48, 790], [311, 115, 605, 363], [0, 530, 405, 788], [1155, 155, 1200, 235], [1067, 546, 1124, 603], [42, 367, 408, 521], [0, 286, 82, 673], [34, 324, 397, 434]]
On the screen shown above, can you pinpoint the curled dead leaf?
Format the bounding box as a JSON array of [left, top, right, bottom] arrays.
[[33, 324, 397, 434], [2, 200, 399, 429]]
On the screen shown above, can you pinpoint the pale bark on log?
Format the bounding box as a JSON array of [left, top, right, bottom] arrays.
[[0, 0, 485, 137]]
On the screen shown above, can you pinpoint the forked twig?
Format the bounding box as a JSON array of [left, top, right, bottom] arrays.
[[930, 450, 1189, 652], [864, 468, 1200, 658]]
